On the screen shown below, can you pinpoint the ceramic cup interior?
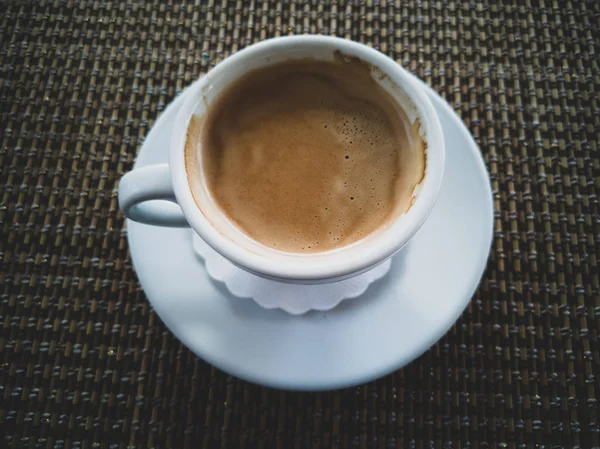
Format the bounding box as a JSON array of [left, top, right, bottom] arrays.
[[168, 35, 445, 283]]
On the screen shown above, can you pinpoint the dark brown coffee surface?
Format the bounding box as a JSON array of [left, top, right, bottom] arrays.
[[187, 59, 425, 253]]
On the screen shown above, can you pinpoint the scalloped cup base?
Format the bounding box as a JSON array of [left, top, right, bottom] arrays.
[[192, 234, 392, 315]]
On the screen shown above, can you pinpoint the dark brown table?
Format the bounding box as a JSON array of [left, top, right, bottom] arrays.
[[1, 1, 599, 447]]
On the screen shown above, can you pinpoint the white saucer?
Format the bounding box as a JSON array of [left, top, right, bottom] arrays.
[[126, 75, 493, 391]]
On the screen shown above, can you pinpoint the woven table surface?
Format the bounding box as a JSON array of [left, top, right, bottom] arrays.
[[1, 0, 599, 448]]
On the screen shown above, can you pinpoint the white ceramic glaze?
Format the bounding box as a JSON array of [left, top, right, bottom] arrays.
[[192, 233, 392, 315], [119, 36, 445, 283], [125, 75, 493, 390]]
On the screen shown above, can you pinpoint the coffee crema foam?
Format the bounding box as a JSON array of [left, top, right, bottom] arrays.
[[185, 59, 426, 254]]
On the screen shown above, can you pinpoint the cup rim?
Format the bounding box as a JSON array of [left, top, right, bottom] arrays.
[[170, 35, 445, 282]]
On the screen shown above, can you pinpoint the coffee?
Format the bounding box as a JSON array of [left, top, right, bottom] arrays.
[[185, 59, 425, 254]]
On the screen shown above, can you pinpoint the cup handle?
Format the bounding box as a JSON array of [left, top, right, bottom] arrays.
[[118, 163, 189, 227]]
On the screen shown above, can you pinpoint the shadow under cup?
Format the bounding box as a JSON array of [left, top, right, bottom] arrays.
[[170, 36, 445, 284]]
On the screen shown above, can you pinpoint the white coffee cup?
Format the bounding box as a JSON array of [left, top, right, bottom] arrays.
[[119, 35, 445, 284]]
